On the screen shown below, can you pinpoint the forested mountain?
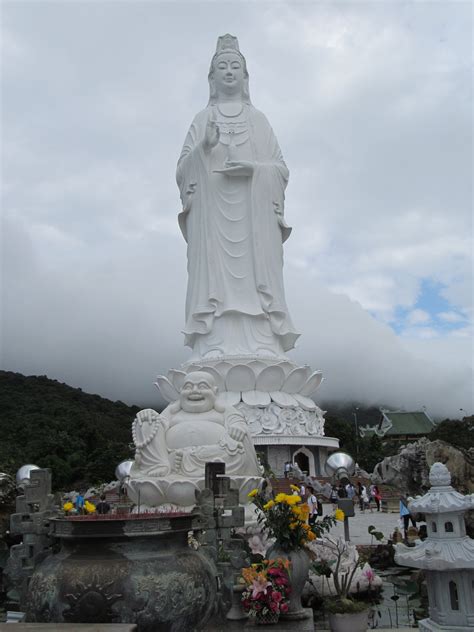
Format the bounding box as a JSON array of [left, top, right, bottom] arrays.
[[1, 371, 470, 491], [0, 371, 139, 490]]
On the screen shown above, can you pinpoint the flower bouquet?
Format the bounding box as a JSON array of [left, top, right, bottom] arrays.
[[248, 488, 337, 550], [241, 558, 291, 624], [247, 487, 340, 618]]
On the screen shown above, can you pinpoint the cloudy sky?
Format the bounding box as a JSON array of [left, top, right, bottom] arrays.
[[2, 1, 472, 419]]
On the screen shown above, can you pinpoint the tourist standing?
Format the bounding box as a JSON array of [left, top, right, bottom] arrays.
[[75, 491, 85, 515], [96, 494, 111, 515], [345, 482, 356, 503], [284, 461, 291, 478], [307, 486, 318, 526], [370, 484, 382, 511], [330, 485, 339, 510], [400, 495, 416, 539]]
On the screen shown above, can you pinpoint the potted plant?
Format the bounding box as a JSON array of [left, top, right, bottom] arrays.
[[248, 487, 340, 619], [240, 558, 291, 625], [311, 534, 375, 632]]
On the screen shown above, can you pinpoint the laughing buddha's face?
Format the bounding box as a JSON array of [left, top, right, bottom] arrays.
[[180, 371, 217, 413]]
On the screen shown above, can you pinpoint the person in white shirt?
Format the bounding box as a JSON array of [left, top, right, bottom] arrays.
[[307, 486, 318, 526]]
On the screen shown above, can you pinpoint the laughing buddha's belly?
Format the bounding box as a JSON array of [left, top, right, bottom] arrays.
[[166, 420, 226, 449]]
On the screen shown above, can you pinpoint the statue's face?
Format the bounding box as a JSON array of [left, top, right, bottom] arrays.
[[212, 52, 245, 96], [180, 371, 217, 413]]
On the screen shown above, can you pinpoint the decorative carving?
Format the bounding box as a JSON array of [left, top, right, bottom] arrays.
[[135, 572, 206, 619], [429, 462, 451, 488], [63, 575, 123, 623], [238, 402, 325, 437], [156, 359, 324, 404]]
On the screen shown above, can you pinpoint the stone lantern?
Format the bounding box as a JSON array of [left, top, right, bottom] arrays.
[[395, 462, 474, 631]]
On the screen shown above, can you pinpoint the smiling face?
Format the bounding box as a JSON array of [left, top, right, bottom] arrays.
[[180, 371, 218, 413], [212, 52, 245, 97]]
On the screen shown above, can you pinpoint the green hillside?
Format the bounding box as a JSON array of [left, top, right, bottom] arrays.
[[0, 371, 139, 490], [1, 371, 470, 491]]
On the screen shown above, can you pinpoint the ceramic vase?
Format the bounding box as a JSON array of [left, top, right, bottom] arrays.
[[266, 544, 310, 620], [328, 609, 369, 632]]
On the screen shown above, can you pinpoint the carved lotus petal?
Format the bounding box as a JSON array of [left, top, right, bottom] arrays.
[[299, 371, 323, 396], [293, 393, 317, 411], [242, 390, 271, 407], [155, 376, 180, 403], [226, 364, 256, 391], [216, 391, 241, 407], [282, 367, 311, 393], [167, 369, 186, 391], [276, 360, 298, 376], [270, 391, 298, 408], [247, 360, 267, 376], [214, 361, 233, 377], [200, 366, 225, 391], [256, 365, 285, 391]]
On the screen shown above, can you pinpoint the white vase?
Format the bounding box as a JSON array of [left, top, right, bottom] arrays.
[[266, 545, 310, 620], [328, 609, 369, 632]]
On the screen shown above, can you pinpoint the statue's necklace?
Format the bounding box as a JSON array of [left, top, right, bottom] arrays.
[[216, 102, 244, 118]]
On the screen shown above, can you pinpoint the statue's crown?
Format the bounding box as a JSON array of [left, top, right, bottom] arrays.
[[216, 34, 240, 54]]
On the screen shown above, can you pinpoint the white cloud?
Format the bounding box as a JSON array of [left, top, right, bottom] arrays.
[[406, 309, 431, 326], [1, 1, 472, 420], [438, 311, 467, 324]]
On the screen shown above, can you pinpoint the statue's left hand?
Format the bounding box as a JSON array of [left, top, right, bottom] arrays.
[[214, 160, 254, 177], [228, 426, 246, 443]]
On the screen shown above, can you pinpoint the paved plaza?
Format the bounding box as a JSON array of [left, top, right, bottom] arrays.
[[320, 503, 414, 545]]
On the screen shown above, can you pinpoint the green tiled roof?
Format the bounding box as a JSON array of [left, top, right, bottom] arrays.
[[383, 411, 434, 436]]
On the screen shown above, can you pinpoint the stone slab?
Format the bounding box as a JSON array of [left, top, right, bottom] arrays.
[[245, 609, 314, 630], [0, 626, 137, 631], [205, 612, 314, 631]]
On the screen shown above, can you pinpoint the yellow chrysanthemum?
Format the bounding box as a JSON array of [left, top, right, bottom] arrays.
[[63, 502, 73, 512], [248, 488, 258, 498], [291, 506, 301, 516], [289, 521, 298, 530], [307, 531, 316, 541], [335, 508, 345, 521], [84, 501, 96, 514], [275, 493, 288, 503], [263, 500, 275, 510], [285, 495, 301, 505], [290, 484, 300, 492]]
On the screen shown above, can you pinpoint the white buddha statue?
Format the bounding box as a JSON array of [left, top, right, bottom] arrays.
[[127, 371, 262, 507], [177, 34, 299, 361]]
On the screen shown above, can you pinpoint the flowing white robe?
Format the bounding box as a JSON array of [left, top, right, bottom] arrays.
[[177, 104, 299, 357]]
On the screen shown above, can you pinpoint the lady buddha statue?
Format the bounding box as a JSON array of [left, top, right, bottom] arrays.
[[177, 34, 299, 361]]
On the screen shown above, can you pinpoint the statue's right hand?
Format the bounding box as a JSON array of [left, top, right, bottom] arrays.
[[202, 111, 220, 152]]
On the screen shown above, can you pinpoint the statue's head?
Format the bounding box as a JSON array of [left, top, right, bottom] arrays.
[[208, 34, 251, 105], [179, 371, 218, 413]]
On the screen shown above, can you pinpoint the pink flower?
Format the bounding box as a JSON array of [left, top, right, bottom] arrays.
[[272, 591, 283, 602], [364, 568, 375, 584], [280, 603, 289, 613], [269, 601, 279, 612], [275, 577, 288, 586], [251, 577, 272, 599]]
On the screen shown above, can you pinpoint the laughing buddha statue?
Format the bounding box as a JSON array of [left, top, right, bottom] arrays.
[[127, 372, 262, 508]]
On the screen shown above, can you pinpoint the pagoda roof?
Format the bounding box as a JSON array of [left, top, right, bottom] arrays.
[[395, 537, 474, 570], [381, 410, 435, 436]]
